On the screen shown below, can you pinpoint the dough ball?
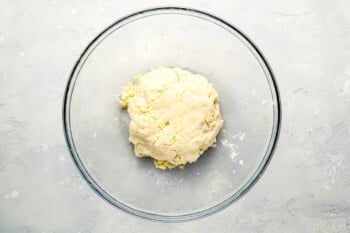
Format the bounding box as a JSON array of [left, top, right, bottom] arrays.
[[120, 67, 223, 169]]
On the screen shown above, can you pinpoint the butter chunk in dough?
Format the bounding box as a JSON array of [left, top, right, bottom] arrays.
[[119, 67, 223, 169]]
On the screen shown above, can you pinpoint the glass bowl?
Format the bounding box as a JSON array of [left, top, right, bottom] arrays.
[[63, 7, 281, 222]]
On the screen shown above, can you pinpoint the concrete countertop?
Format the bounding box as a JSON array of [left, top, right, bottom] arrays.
[[0, 0, 349, 232]]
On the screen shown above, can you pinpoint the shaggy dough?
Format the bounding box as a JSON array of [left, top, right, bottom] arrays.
[[119, 67, 223, 169]]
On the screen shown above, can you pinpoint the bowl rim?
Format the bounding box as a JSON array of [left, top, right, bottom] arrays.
[[62, 6, 282, 223]]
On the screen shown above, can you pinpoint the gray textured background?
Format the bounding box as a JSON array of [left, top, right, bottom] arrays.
[[0, 0, 349, 232]]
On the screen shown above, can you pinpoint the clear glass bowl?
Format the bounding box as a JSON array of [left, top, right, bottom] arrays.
[[63, 7, 281, 222]]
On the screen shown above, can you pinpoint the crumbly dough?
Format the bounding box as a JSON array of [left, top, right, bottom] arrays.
[[119, 67, 223, 169]]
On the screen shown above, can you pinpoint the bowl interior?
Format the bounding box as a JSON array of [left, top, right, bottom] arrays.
[[65, 8, 279, 220]]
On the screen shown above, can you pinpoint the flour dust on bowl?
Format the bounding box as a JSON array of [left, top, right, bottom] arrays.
[[63, 7, 281, 222]]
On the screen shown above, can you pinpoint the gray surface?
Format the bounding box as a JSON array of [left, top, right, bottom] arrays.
[[0, 0, 349, 232]]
